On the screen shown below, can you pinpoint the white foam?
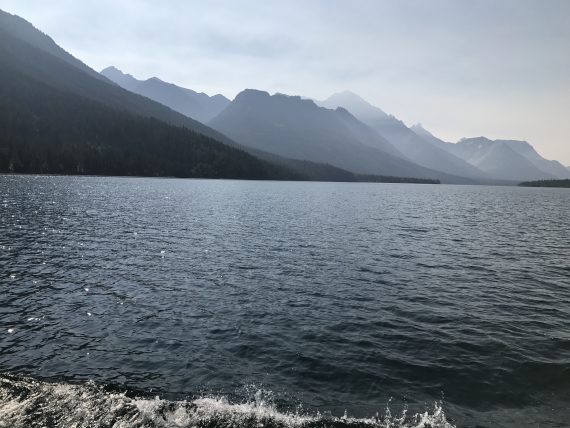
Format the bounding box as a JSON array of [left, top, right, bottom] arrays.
[[0, 376, 455, 428]]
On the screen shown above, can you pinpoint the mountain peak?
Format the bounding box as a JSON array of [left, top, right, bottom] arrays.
[[325, 90, 371, 105], [451, 137, 568, 179], [329, 90, 366, 102], [234, 89, 271, 101], [232, 90, 324, 112], [411, 123, 440, 141], [320, 91, 389, 120], [335, 106, 352, 116], [459, 136, 494, 145], [208, 88, 427, 178], [100, 66, 136, 81], [100, 65, 140, 90], [100, 66, 122, 74]]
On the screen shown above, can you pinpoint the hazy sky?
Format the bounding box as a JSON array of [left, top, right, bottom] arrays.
[[2, 0, 569, 164]]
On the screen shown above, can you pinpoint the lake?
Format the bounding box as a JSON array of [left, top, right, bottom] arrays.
[[0, 175, 569, 427]]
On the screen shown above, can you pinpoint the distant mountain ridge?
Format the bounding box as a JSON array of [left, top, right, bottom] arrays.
[[320, 91, 391, 123], [427, 135, 566, 181], [1, 8, 567, 184], [411, 125, 569, 180], [0, 9, 297, 179], [322, 91, 568, 182], [208, 89, 470, 182], [494, 139, 570, 179], [101, 66, 230, 123], [410, 124, 455, 152], [450, 138, 551, 181], [0, 8, 438, 184], [319, 92, 488, 179]]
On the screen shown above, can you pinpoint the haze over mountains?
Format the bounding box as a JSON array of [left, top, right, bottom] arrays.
[[208, 89, 456, 180], [101, 67, 230, 123], [102, 63, 568, 183], [319, 91, 569, 182], [0, 9, 437, 183], [0, 9, 294, 179], [319, 92, 488, 179], [412, 126, 570, 181], [1, 8, 568, 184]]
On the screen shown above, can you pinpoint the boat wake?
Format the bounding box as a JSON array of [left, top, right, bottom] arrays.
[[0, 374, 455, 428]]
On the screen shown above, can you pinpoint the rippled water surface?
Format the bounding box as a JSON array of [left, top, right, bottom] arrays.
[[0, 175, 569, 427]]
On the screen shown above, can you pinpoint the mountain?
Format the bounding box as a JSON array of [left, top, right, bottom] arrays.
[[0, 9, 441, 184], [0, 9, 299, 180], [0, 9, 107, 83], [101, 66, 230, 123], [208, 89, 462, 181], [412, 124, 569, 180], [495, 140, 570, 179], [320, 91, 391, 124], [410, 123, 455, 152], [450, 138, 556, 181], [0, 75, 295, 179], [320, 92, 487, 179], [0, 10, 236, 147]]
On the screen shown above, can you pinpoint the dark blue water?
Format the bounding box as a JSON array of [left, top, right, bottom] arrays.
[[0, 175, 569, 427]]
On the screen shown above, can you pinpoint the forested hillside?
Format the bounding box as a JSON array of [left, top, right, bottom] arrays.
[[0, 69, 295, 179]]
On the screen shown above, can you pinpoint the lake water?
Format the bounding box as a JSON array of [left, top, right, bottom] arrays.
[[0, 175, 569, 427]]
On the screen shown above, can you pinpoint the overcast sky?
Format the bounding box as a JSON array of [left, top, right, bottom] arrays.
[[2, 0, 569, 164]]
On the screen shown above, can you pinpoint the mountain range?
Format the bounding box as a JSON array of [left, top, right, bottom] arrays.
[[207, 89, 457, 181], [104, 62, 568, 183], [319, 92, 488, 179], [100, 67, 230, 123], [412, 126, 569, 181], [0, 9, 437, 183], [0, 9, 293, 179], [1, 8, 568, 184]]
